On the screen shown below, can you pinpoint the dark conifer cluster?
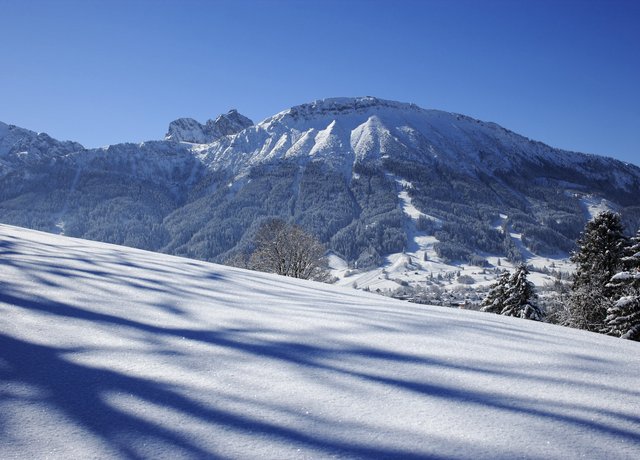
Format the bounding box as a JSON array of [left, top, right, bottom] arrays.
[[481, 266, 542, 321], [481, 211, 640, 340]]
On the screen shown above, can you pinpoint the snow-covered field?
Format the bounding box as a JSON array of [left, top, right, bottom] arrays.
[[1, 224, 639, 459]]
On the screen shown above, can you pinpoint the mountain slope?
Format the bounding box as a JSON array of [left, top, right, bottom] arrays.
[[1, 223, 639, 459], [1, 97, 639, 286]]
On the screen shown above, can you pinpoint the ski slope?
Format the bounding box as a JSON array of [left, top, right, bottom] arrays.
[[1, 224, 639, 459]]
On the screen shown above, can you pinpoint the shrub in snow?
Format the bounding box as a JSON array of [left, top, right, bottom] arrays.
[[457, 274, 476, 285]]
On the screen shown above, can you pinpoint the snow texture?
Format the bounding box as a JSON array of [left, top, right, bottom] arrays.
[[1, 224, 640, 459], [612, 272, 640, 282]]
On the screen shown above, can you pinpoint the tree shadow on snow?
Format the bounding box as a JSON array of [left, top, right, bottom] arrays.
[[2, 230, 640, 459], [0, 330, 451, 459]]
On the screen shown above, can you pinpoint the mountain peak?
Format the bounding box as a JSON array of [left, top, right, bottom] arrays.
[[0, 121, 84, 158], [165, 110, 253, 144]]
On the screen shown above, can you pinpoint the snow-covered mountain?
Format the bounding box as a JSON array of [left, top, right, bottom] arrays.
[[165, 109, 253, 144], [0, 121, 84, 158], [1, 97, 639, 293], [2, 223, 639, 459], [0, 121, 84, 177], [193, 97, 639, 187]]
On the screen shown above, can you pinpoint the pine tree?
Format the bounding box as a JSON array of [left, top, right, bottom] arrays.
[[567, 212, 626, 332], [605, 229, 640, 340], [501, 264, 543, 321], [481, 272, 510, 314]]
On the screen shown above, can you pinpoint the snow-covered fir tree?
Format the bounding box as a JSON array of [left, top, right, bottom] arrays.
[[605, 229, 640, 340], [567, 211, 626, 332], [501, 264, 543, 321], [480, 266, 542, 321], [480, 272, 510, 314]]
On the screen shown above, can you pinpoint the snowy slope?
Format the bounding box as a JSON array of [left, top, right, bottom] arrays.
[[329, 176, 574, 294], [1, 224, 639, 459]]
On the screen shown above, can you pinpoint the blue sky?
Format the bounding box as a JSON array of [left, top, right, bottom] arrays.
[[1, 0, 638, 165]]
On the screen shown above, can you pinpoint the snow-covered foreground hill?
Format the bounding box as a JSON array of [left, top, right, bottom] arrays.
[[1, 224, 639, 459]]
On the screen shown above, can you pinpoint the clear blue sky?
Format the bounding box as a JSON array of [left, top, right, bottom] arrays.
[[1, 0, 638, 165]]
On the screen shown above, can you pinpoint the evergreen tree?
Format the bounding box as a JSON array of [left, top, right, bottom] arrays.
[[567, 212, 626, 332], [605, 229, 640, 340], [480, 272, 510, 314], [501, 264, 543, 321]]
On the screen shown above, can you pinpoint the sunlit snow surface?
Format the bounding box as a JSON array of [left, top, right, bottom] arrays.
[[1, 224, 639, 459]]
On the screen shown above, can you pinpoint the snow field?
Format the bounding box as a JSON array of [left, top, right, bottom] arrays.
[[1, 224, 639, 459]]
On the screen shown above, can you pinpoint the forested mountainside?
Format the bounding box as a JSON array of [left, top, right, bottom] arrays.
[[1, 97, 639, 268]]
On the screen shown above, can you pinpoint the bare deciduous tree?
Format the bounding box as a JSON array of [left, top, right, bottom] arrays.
[[249, 219, 329, 281]]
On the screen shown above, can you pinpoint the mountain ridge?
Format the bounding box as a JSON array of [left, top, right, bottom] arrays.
[[1, 97, 639, 290], [192, 97, 639, 189]]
